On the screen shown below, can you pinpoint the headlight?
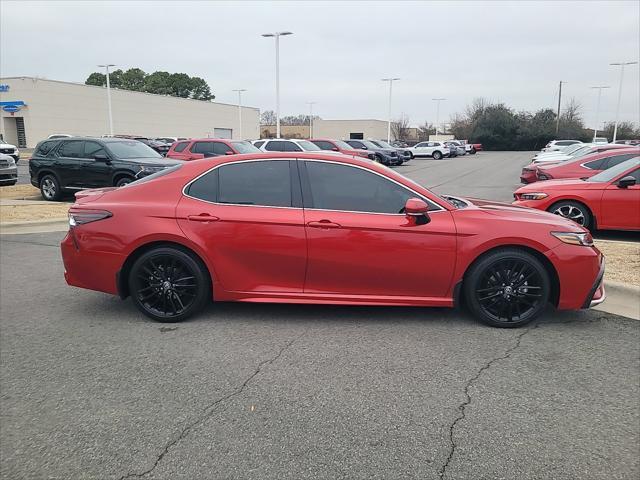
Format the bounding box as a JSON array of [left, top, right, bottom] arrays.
[[551, 231, 594, 247], [6, 157, 15, 166], [519, 192, 548, 200]]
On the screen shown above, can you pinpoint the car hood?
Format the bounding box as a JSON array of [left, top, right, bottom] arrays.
[[117, 157, 180, 166], [515, 178, 601, 192], [0, 143, 17, 149]]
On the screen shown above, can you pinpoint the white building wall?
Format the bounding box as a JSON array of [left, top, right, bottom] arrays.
[[0, 77, 260, 147], [313, 119, 393, 141]]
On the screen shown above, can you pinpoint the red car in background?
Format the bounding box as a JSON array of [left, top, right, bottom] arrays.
[[514, 157, 640, 231], [536, 147, 640, 182], [62, 152, 604, 328], [309, 138, 376, 160], [167, 138, 260, 161]]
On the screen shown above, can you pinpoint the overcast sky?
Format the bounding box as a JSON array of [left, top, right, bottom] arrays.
[[1, 0, 639, 128]]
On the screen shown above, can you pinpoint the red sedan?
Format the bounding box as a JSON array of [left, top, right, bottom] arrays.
[[514, 157, 640, 231], [62, 152, 604, 328], [536, 147, 640, 182], [167, 138, 260, 161]]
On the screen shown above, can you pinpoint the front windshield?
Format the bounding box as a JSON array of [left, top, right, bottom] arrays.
[[297, 140, 322, 151], [105, 140, 162, 159], [231, 141, 261, 154], [375, 140, 394, 149], [569, 146, 593, 158], [563, 144, 586, 154], [360, 140, 380, 150], [334, 140, 355, 150], [587, 157, 639, 182]]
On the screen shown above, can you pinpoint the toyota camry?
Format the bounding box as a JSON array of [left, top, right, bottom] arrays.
[[61, 152, 605, 328]]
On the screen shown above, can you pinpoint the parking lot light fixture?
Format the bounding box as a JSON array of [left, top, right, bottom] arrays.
[[232, 89, 247, 140], [432, 98, 446, 136], [382, 78, 400, 143], [306, 101, 316, 138], [262, 32, 293, 138], [97, 64, 116, 135], [590, 86, 610, 141], [610, 61, 638, 142]]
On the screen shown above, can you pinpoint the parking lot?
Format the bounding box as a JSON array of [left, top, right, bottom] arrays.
[[1, 151, 638, 479]]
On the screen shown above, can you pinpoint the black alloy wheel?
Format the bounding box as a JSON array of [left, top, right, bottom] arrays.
[[129, 247, 210, 322], [464, 249, 550, 327], [40, 174, 62, 201]]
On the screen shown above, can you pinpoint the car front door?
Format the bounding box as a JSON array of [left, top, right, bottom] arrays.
[[599, 168, 640, 230], [412, 142, 430, 157], [176, 159, 307, 293], [301, 160, 457, 299], [54, 140, 86, 188], [80, 141, 113, 187]]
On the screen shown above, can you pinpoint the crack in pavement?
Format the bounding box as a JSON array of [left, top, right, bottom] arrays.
[[118, 329, 307, 480], [438, 323, 540, 480]]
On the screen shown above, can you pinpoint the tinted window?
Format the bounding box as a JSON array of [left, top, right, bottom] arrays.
[[105, 141, 161, 159], [628, 168, 640, 182], [231, 141, 261, 154], [218, 161, 291, 207], [253, 141, 265, 148], [346, 140, 365, 149], [84, 141, 108, 158], [584, 158, 605, 170], [305, 161, 420, 214], [602, 153, 637, 170], [191, 141, 215, 156], [285, 142, 303, 152], [312, 140, 335, 150], [35, 140, 57, 156], [58, 141, 84, 158], [588, 158, 640, 182], [212, 142, 233, 155], [295, 140, 321, 151], [173, 142, 189, 152], [187, 169, 218, 202], [265, 141, 287, 152]]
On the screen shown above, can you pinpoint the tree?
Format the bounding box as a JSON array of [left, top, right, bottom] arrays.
[[143, 71, 172, 95], [601, 121, 638, 142], [190, 77, 214, 100], [391, 114, 410, 141], [85, 72, 106, 87], [120, 68, 146, 91], [260, 110, 277, 125], [417, 121, 436, 141]]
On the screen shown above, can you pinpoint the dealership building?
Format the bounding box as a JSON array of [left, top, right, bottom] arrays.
[[0, 77, 260, 148]]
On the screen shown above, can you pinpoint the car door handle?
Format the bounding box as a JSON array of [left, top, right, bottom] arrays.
[[187, 214, 220, 223], [307, 220, 341, 229]]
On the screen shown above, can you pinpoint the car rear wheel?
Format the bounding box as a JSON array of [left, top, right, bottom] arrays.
[[548, 201, 591, 229], [464, 249, 550, 328], [432, 151, 443, 160], [469, 147, 476, 154], [40, 174, 62, 201], [129, 247, 210, 323]]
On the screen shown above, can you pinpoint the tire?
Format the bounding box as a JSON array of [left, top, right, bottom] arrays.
[[115, 176, 134, 187], [469, 147, 476, 155], [463, 249, 550, 328], [548, 201, 592, 229], [432, 151, 442, 160], [129, 247, 211, 323], [40, 174, 62, 201]]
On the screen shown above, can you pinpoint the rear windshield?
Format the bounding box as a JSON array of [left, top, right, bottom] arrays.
[[231, 141, 261, 154], [333, 140, 354, 150], [105, 140, 162, 159], [296, 140, 321, 151]]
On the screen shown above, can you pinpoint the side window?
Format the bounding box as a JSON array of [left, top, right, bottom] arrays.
[[58, 141, 84, 158], [627, 168, 640, 182], [312, 141, 333, 150], [173, 142, 189, 153], [253, 141, 265, 149], [415, 142, 426, 148], [84, 141, 108, 158], [348, 141, 364, 149], [191, 142, 215, 157], [305, 161, 426, 214], [603, 154, 636, 170], [212, 142, 233, 155], [265, 141, 286, 151], [187, 169, 218, 203], [584, 158, 605, 170], [285, 142, 303, 152], [35, 141, 56, 156], [218, 160, 291, 207]]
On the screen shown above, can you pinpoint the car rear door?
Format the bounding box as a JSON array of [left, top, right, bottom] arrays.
[[80, 141, 113, 187], [300, 160, 457, 299], [167, 141, 191, 160], [599, 168, 640, 230], [54, 140, 86, 188], [176, 159, 307, 294]]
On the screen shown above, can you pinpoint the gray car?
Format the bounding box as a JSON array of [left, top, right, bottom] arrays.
[[0, 153, 18, 185]]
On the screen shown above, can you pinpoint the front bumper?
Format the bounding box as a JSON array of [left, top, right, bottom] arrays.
[[582, 256, 606, 308], [0, 166, 18, 184]]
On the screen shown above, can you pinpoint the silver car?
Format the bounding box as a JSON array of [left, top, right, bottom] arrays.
[[0, 153, 18, 185]]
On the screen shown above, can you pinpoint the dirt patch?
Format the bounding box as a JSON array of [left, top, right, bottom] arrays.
[[0, 203, 69, 223], [596, 240, 640, 285], [0, 184, 41, 200]]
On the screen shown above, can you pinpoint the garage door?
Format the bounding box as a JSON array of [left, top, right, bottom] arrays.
[[214, 128, 233, 139]]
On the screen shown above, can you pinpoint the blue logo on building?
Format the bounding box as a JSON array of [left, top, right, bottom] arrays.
[[0, 84, 9, 93], [2, 105, 20, 113]]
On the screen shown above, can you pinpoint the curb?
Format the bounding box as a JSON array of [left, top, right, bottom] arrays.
[[596, 280, 639, 320]]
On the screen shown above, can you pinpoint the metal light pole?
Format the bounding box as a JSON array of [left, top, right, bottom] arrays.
[[232, 89, 247, 140], [610, 61, 638, 142], [262, 31, 293, 138], [432, 98, 446, 136], [98, 64, 116, 135], [555, 80, 565, 135], [382, 78, 400, 142], [306, 101, 316, 138], [590, 86, 610, 141]]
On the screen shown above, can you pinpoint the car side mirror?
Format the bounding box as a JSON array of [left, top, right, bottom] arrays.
[[225, 151, 235, 155], [405, 198, 431, 225], [617, 176, 636, 188], [332, 147, 339, 151], [94, 154, 110, 162]]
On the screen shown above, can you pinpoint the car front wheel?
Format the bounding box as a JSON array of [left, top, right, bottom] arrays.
[[548, 201, 592, 229], [129, 247, 211, 322], [40, 174, 62, 201], [464, 249, 550, 328], [115, 176, 134, 187]]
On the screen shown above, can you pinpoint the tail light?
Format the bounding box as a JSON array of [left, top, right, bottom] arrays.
[[68, 208, 112, 227]]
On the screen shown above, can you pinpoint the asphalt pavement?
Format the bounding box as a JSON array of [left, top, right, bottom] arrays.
[[1, 152, 639, 479]]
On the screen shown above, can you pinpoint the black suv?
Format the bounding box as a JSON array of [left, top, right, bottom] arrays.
[[29, 137, 180, 201], [343, 139, 403, 166]]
